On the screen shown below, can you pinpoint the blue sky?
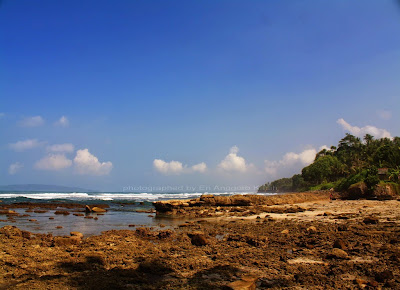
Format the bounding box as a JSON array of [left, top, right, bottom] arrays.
[[1, 0, 399, 191]]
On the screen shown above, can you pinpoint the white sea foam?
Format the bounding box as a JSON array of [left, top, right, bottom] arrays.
[[0, 191, 276, 201]]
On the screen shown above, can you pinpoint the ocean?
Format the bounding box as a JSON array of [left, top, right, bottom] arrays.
[[0, 191, 276, 236]]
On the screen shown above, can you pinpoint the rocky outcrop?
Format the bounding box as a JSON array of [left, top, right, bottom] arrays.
[[153, 192, 330, 216]]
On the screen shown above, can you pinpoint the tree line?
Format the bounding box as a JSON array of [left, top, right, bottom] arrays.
[[258, 134, 400, 194]]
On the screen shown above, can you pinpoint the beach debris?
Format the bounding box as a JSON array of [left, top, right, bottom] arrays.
[[227, 275, 258, 290]]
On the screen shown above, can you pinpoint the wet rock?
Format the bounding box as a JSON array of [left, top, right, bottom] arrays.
[[49, 217, 55, 220], [227, 275, 258, 290], [54, 210, 70, 215], [70, 231, 83, 239], [56, 226, 63, 229], [327, 248, 349, 259], [91, 207, 107, 213], [0, 209, 17, 215], [188, 232, 209, 246], [29, 219, 37, 222]]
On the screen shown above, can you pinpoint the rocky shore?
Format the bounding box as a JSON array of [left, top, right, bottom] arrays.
[[1, 193, 400, 289]]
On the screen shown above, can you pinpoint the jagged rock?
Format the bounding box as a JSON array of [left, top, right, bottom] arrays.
[[52, 236, 81, 246]]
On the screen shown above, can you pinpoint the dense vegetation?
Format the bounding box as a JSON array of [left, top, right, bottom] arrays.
[[259, 134, 400, 195]]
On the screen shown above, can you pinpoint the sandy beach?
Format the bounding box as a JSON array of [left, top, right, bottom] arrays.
[[1, 193, 399, 289]]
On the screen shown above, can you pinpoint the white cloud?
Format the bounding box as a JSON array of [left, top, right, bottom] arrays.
[[217, 146, 248, 172], [35, 154, 72, 171], [337, 118, 392, 139], [47, 143, 75, 153], [264, 147, 320, 178], [18, 116, 45, 127], [8, 162, 23, 175], [191, 162, 207, 173], [377, 110, 392, 120], [74, 149, 113, 175], [55, 116, 69, 127], [153, 159, 207, 175], [153, 159, 184, 175], [9, 139, 46, 151]]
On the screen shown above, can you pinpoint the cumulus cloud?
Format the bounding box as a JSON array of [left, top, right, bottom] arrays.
[[35, 154, 72, 170], [55, 116, 69, 127], [191, 162, 207, 173], [153, 159, 207, 175], [8, 162, 23, 175], [377, 110, 392, 120], [217, 146, 248, 173], [9, 139, 46, 151], [264, 147, 322, 178], [337, 118, 392, 139], [74, 149, 113, 175], [47, 143, 75, 153], [153, 159, 184, 175], [18, 116, 44, 127]]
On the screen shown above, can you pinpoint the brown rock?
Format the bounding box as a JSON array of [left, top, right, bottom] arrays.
[[333, 239, 347, 250], [55, 226, 63, 229], [70, 231, 83, 239], [306, 226, 317, 233], [363, 216, 379, 224], [227, 275, 258, 290], [327, 248, 349, 259], [54, 210, 70, 215], [91, 207, 107, 213], [188, 232, 209, 246], [53, 236, 81, 246], [29, 219, 37, 222], [281, 229, 289, 234], [375, 270, 394, 282]]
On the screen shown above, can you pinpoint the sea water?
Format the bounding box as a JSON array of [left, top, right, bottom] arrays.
[[0, 191, 276, 236]]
